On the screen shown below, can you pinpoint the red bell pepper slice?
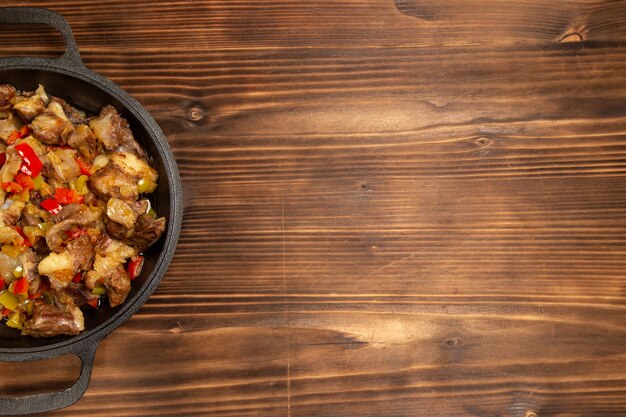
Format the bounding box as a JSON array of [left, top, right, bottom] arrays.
[[1, 307, 10, 317], [75, 156, 92, 176], [127, 256, 145, 280], [7, 125, 31, 145], [40, 198, 62, 215], [12, 277, 28, 296], [87, 298, 100, 309], [28, 291, 41, 300], [14, 173, 34, 191], [13, 225, 31, 248], [54, 187, 83, 205], [72, 272, 83, 283], [1, 181, 22, 193], [65, 228, 88, 240], [14, 142, 43, 177]]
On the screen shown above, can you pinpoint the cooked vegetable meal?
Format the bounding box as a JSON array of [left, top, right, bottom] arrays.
[[0, 84, 165, 337]]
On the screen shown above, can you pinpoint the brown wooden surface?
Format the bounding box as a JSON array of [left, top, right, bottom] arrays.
[[1, 0, 626, 416]]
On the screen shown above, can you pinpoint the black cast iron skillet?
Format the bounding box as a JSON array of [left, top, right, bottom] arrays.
[[0, 7, 183, 415]]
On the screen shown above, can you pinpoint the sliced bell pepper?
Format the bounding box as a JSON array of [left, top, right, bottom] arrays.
[[40, 198, 62, 215], [72, 272, 83, 283], [65, 228, 87, 240], [2, 245, 23, 258], [1, 307, 10, 317], [70, 175, 89, 196], [75, 157, 92, 176], [127, 255, 145, 280], [91, 287, 106, 295], [14, 173, 34, 191], [14, 142, 42, 177], [0, 290, 18, 310], [11, 277, 28, 296], [6, 311, 23, 329], [7, 125, 32, 145], [1, 181, 22, 193], [87, 298, 100, 309], [54, 187, 83, 205]]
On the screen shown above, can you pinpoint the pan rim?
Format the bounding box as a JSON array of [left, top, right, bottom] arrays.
[[0, 63, 183, 355]]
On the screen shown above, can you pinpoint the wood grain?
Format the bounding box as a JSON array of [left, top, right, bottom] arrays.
[[0, 1, 626, 416]]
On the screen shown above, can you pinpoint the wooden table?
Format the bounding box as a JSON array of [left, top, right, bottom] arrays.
[[1, 1, 626, 416]]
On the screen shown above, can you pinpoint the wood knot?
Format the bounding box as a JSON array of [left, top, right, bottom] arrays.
[[559, 32, 583, 42], [445, 337, 464, 346], [476, 137, 493, 147], [558, 24, 588, 43], [188, 105, 204, 122]]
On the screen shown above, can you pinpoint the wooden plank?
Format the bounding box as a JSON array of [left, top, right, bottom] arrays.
[[0, 0, 624, 416], [1, 1, 626, 50]]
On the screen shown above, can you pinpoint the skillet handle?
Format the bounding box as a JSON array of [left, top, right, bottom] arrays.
[[0, 340, 98, 415], [0, 7, 85, 71]]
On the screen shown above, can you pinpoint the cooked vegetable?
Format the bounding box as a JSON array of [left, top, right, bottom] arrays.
[[0, 83, 166, 337]]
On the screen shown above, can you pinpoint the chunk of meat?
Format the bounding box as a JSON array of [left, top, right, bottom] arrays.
[[0, 84, 16, 111], [66, 124, 97, 163], [20, 203, 49, 226], [104, 265, 131, 307], [106, 197, 138, 229], [89, 105, 146, 157], [13, 94, 46, 122], [21, 303, 84, 337], [46, 205, 100, 252], [42, 148, 81, 184], [49, 97, 87, 124], [66, 234, 95, 271], [111, 152, 158, 194], [60, 283, 96, 308], [85, 238, 135, 289], [0, 225, 22, 245], [89, 162, 139, 201], [0, 149, 22, 185], [107, 213, 165, 253], [0, 200, 25, 226], [18, 248, 40, 282], [0, 115, 22, 142], [31, 110, 72, 145]]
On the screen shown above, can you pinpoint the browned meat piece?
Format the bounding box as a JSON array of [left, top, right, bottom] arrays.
[[21, 303, 84, 337], [42, 149, 81, 183], [46, 205, 100, 253], [66, 124, 97, 163], [50, 97, 87, 124], [104, 265, 131, 307], [20, 203, 49, 226], [28, 276, 42, 294], [0, 200, 25, 226], [51, 204, 83, 223], [0, 116, 22, 143], [90, 163, 139, 201], [66, 234, 95, 271], [107, 213, 165, 252], [13, 94, 46, 122], [89, 105, 146, 157], [31, 110, 73, 145], [106, 197, 138, 229], [60, 283, 96, 308], [18, 249, 40, 282], [0, 84, 16, 111]]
